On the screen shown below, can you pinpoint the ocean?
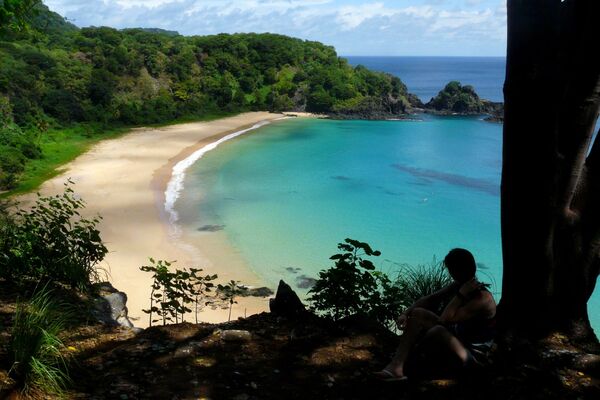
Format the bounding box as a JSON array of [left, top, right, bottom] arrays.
[[173, 57, 599, 333], [345, 56, 506, 103]]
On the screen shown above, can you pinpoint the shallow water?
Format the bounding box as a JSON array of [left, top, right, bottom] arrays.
[[177, 116, 600, 333]]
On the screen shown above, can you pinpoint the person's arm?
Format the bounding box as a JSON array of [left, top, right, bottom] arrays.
[[396, 281, 460, 327], [440, 290, 495, 323], [410, 281, 461, 311]]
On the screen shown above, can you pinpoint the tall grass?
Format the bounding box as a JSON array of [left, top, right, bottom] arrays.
[[390, 260, 454, 315], [9, 287, 72, 397]]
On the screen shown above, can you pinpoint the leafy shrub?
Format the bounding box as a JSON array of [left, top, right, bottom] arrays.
[[308, 239, 454, 329], [140, 258, 218, 326], [0, 181, 107, 290], [308, 238, 390, 323], [9, 287, 72, 396]]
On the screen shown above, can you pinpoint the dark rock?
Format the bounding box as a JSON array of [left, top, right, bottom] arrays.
[[423, 81, 504, 122], [92, 281, 136, 329], [241, 287, 274, 298], [197, 224, 225, 232], [407, 93, 425, 108], [269, 280, 306, 317]]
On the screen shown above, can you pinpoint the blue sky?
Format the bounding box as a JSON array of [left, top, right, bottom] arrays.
[[44, 0, 507, 56]]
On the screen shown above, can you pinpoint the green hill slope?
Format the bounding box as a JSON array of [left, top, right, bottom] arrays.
[[0, 4, 414, 190]]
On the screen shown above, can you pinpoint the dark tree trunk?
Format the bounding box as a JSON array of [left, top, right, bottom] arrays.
[[500, 0, 600, 344]]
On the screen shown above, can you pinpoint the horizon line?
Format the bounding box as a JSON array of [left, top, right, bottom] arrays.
[[341, 55, 506, 58]]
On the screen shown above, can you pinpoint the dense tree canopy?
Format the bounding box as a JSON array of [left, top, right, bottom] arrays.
[[0, 0, 40, 34], [0, 4, 412, 189]]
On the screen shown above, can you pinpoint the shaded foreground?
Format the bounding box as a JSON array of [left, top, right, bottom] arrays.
[[1, 283, 598, 399]]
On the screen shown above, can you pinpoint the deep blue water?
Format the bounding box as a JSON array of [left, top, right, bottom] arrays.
[[345, 56, 506, 103]]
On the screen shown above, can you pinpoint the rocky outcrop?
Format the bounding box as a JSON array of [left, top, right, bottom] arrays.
[[328, 95, 412, 120], [425, 81, 485, 113], [241, 287, 275, 298], [424, 81, 505, 121], [92, 282, 137, 330], [269, 280, 307, 318], [482, 100, 505, 122]]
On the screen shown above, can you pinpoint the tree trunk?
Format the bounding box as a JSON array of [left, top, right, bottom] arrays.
[[500, 0, 600, 345]]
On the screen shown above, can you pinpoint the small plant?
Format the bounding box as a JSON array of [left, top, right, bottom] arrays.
[[9, 287, 72, 397], [217, 280, 248, 322], [0, 180, 107, 290], [308, 238, 385, 322], [188, 268, 218, 324], [140, 259, 218, 326]]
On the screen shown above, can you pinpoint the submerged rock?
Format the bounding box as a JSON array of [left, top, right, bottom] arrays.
[[241, 287, 275, 297]]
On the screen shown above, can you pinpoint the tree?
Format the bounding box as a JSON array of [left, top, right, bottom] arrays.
[[500, 0, 600, 345], [0, 0, 40, 34]]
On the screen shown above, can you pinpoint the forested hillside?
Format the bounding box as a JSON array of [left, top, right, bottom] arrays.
[[0, 4, 413, 190]]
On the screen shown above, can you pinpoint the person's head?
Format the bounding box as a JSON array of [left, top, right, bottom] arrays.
[[444, 248, 476, 283]]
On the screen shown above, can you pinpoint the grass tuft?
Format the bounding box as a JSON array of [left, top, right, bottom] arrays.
[[390, 260, 454, 315], [9, 286, 73, 397]]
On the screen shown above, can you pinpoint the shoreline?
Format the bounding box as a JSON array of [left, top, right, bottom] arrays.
[[17, 112, 303, 328]]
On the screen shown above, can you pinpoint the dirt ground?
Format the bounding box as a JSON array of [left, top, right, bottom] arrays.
[[1, 281, 599, 400]]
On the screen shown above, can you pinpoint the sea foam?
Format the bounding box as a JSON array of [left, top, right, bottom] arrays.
[[164, 120, 272, 237]]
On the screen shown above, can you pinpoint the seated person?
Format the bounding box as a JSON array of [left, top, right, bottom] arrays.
[[374, 248, 496, 381]]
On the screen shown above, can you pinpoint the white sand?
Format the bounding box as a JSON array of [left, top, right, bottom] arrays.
[[17, 112, 300, 327]]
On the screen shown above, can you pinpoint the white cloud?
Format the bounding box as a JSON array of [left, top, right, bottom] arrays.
[[114, 0, 182, 8], [431, 9, 493, 32], [335, 3, 396, 30], [42, 0, 508, 56]]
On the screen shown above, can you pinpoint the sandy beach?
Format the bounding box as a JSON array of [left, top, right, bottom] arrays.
[[18, 112, 293, 328]]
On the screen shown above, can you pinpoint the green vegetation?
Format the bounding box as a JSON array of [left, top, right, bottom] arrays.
[[0, 3, 413, 191], [0, 0, 40, 34], [140, 259, 218, 326], [390, 261, 454, 316], [217, 280, 249, 322], [9, 287, 72, 396], [140, 259, 253, 325], [308, 238, 452, 329], [307, 238, 397, 325], [426, 80, 486, 113], [0, 180, 107, 290]]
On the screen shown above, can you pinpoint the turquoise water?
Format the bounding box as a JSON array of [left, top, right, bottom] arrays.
[[178, 116, 599, 332]]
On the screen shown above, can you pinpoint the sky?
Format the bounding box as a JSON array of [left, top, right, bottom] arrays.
[[43, 0, 507, 56]]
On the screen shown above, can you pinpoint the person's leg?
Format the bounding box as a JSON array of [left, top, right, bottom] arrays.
[[376, 308, 440, 379], [420, 325, 470, 365]]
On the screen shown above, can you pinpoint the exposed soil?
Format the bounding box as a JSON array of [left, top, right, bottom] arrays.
[[1, 281, 599, 400]]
